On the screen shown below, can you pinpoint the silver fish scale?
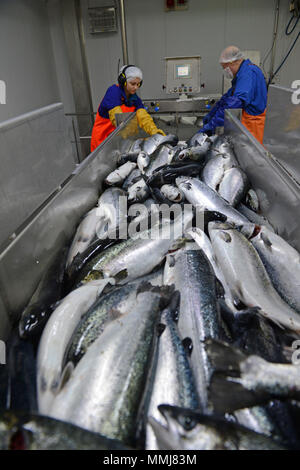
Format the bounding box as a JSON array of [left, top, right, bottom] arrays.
[[49, 290, 164, 446], [63, 283, 141, 367], [146, 306, 199, 449], [164, 248, 220, 412]]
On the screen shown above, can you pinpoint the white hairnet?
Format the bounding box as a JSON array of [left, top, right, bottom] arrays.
[[219, 46, 245, 63], [120, 65, 143, 82]]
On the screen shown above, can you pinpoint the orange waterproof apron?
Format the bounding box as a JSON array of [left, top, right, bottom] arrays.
[[90, 103, 136, 152], [241, 109, 266, 145]]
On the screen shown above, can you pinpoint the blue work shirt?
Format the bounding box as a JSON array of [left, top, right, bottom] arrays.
[[228, 59, 267, 115], [98, 84, 144, 119], [201, 59, 267, 133]]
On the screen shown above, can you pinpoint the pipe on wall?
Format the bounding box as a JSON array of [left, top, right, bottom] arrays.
[[119, 0, 129, 64], [268, 0, 280, 84]]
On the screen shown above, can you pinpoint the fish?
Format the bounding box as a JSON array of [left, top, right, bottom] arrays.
[[117, 151, 140, 166], [95, 187, 128, 240], [201, 153, 237, 192], [206, 338, 300, 413], [143, 292, 199, 450], [37, 278, 114, 414], [128, 198, 160, 225], [218, 306, 299, 447], [218, 167, 249, 206], [48, 284, 174, 446], [186, 227, 237, 311], [250, 225, 300, 313], [62, 280, 153, 369], [129, 137, 144, 153], [145, 145, 175, 177], [0, 411, 131, 450], [137, 151, 150, 173], [176, 176, 254, 237], [18, 248, 67, 341], [209, 135, 235, 158], [163, 246, 221, 412], [148, 404, 286, 450], [245, 188, 260, 212], [122, 168, 142, 191], [208, 223, 300, 335], [187, 131, 209, 147], [147, 161, 204, 188], [127, 178, 150, 203], [104, 161, 137, 186], [65, 207, 100, 268], [64, 233, 122, 293], [143, 134, 178, 156], [218, 301, 285, 362], [174, 146, 209, 162], [74, 212, 192, 286], [236, 203, 275, 232], [160, 184, 183, 202]]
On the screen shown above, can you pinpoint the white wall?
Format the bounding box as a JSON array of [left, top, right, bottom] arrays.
[[81, 0, 279, 109], [0, 0, 61, 122]]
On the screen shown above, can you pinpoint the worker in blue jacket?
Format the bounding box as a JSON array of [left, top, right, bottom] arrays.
[[199, 46, 267, 144]]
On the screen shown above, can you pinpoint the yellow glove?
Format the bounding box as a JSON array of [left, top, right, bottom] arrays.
[[136, 108, 166, 136], [108, 106, 123, 127]]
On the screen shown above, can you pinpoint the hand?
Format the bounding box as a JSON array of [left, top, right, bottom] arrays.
[[198, 126, 214, 137], [156, 128, 166, 136]]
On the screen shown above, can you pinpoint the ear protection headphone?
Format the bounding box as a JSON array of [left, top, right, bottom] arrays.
[[118, 65, 143, 88]]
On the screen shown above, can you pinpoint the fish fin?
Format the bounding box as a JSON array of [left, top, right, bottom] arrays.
[[56, 362, 74, 393], [256, 309, 286, 331], [182, 337, 193, 356], [157, 323, 166, 336], [137, 282, 175, 308], [234, 307, 261, 327], [205, 338, 246, 373], [114, 269, 128, 283], [167, 290, 181, 322], [205, 339, 266, 413], [215, 278, 225, 299], [261, 232, 273, 250], [168, 254, 176, 267]]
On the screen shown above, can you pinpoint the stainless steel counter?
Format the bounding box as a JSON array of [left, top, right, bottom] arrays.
[[263, 84, 300, 184], [225, 108, 300, 253]]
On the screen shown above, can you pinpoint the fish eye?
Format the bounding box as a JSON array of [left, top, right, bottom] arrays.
[[178, 414, 197, 431]]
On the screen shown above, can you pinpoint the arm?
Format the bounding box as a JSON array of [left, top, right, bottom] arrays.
[[136, 108, 165, 136], [108, 106, 123, 127], [201, 95, 244, 133]]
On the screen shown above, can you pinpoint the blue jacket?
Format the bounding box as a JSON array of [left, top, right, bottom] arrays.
[[202, 59, 267, 133], [98, 84, 144, 118]]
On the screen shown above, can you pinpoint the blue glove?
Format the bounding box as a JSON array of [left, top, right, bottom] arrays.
[[198, 123, 215, 135], [202, 114, 210, 125]]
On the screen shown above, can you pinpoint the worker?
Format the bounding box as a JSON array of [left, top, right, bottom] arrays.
[[199, 46, 267, 144], [90, 65, 165, 152]]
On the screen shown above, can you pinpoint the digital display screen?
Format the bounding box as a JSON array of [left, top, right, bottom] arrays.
[[175, 64, 191, 79]]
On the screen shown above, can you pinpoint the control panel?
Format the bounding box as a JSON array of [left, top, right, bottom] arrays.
[[165, 56, 201, 96]]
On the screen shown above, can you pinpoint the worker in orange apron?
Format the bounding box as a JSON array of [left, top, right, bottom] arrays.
[[90, 65, 165, 152], [198, 46, 267, 144]]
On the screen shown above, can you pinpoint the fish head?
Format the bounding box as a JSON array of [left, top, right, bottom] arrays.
[[175, 176, 192, 192], [149, 405, 224, 450], [208, 221, 234, 235]]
